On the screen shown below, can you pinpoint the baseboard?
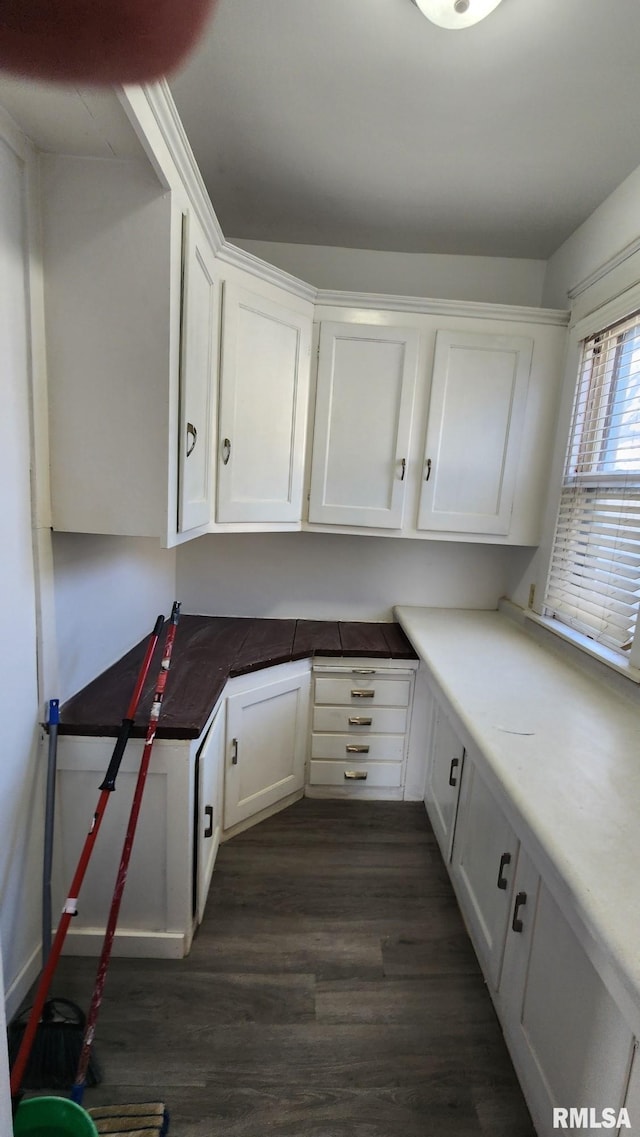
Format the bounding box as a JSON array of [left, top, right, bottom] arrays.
[[61, 929, 187, 960], [304, 785, 404, 801]]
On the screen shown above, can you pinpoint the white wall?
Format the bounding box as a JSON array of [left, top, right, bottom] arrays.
[[232, 239, 547, 308], [542, 162, 640, 310], [52, 534, 177, 702], [177, 532, 526, 620], [0, 133, 44, 1025]]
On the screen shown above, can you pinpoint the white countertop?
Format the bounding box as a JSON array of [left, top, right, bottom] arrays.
[[394, 605, 640, 1023]]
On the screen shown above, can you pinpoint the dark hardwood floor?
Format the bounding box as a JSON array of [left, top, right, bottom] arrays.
[[54, 799, 536, 1136]]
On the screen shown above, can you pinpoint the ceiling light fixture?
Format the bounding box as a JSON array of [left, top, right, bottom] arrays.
[[412, 0, 504, 29]]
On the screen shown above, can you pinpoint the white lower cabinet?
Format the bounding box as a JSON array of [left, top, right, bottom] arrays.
[[423, 690, 637, 1137], [424, 703, 465, 860], [450, 754, 519, 989], [309, 660, 416, 798], [499, 849, 634, 1137], [223, 661, 311, 830], [194, 702, 226, 923]]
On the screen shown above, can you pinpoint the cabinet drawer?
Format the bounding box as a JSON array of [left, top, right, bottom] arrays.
[[314, 676, 411, 707], [311, 732, 405, 761], [312, 706, 408, 734], [309, 760, 403, 788]]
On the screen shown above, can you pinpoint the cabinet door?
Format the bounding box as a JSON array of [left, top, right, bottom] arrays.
[[177, 213, 220, 532], [224, 665, 311, 829], [177, 211, 219, 533], [500, 849, 634, 1137], [195, 702, 225, 923], [451, 756, 519, 988], [217, 283, 311, 523], [417, 330, 533, 535], [424, 704, 464, 861], [308, 322, 419, 529]]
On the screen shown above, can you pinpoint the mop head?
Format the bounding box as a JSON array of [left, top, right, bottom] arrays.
[[87, 1102, 169, 1136]]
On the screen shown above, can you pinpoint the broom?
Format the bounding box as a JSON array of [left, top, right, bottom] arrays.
[[9, 616, 164, 1101]]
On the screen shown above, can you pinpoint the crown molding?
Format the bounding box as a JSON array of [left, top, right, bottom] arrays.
[[120, 84, 570, 324], [315, 289, 570, 325], [568, 236, 640, 301], [215, 241, 317, 303]]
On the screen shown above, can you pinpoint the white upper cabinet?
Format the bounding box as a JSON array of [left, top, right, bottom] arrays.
[[216, 282, 312, 524], [308, 322, 419, 529], [417, 330, 533, 535], [177, 211, 219, 533]]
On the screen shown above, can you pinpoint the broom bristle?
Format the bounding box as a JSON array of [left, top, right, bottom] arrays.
[[8, 999, 101, 1091]]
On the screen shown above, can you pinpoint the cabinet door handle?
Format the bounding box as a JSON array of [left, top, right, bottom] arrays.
[[348, 716, 372, 726], [222, 437, 231, 465], [231, 737, 238, 765], [346, 744, 369, 753], [344, 770, 368, 780], [186, 422, 197, 457], [448, 757, 459, 787], [496, 852, 512, 890], [512, 891, 527, 933], [425, 458, 432, 481], [203, 805, 213, 839], [400, 457, 406, 481], [351, 689, 375, 698]]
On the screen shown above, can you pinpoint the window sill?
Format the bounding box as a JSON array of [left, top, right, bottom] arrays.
[[523, 609, 640, 686]]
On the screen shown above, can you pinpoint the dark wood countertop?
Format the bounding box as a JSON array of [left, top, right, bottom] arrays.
[[59, 616, 418, 740]]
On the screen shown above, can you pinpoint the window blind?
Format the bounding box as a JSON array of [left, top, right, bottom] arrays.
[[545, 310, 640, 652]]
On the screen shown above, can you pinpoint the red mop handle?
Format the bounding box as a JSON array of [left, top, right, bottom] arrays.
[[10, 614, 165, 1099], [72, 602, 181, 1103]]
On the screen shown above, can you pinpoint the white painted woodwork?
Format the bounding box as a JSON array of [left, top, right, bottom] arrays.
[[417, 330, 533, 534], [424, 704, 464, 861], [451, 754, 519, 989], [217, 282, 311, 524], [54, 736, 195, 957], [499, 850, 634, 1137], [224, 663, 311, 829], [308, 760, 403, 788], [43, 157, 175, 542], [195, 702, 225, 924], [178, 211, 219, 532], [311, 732, 405, 761], [314, 675, 411, 707], [309, 661, 415, 797], [312, 706, 408, 734], [308, 321, 419, 528]]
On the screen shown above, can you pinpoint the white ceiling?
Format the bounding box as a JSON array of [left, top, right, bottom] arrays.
[[169, 0, 640, 260]]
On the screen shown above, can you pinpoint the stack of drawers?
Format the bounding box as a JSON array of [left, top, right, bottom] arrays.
[[309, 660, 416, 794]]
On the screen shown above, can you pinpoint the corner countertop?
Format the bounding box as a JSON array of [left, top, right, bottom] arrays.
[[59, 616, 417, 740], [394, 604, 640, 1021]]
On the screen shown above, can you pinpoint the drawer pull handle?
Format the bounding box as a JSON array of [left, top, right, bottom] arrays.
[[186, 421, 197, 457], [496, 852, 511, 890], [351, 689, 375, 698], [448, 757, 459, 787], [344, 770, 368, 780], [512, 891, 527, 933], [348, 716, 372, 726], [346, 744, 369, 753], [203, 805, 213, 839], [352, 669, 376, 675], [231, 738, 238, 766]]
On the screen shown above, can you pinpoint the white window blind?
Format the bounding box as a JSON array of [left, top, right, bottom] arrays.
[[545, 309, 640, 653]]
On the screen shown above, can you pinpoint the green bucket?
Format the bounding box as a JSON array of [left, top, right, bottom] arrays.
[[13, 1096, 99, 1137]]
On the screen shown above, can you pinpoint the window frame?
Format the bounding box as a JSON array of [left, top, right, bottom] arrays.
[[531, 282, 640, 679]]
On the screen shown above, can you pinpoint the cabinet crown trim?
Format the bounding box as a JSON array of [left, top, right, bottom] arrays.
[[315, 290, 570, 325]]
